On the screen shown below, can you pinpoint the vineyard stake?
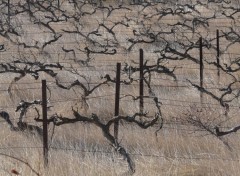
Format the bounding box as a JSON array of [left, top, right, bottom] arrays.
[[42, 80, 48, 167], [139, 49, 144, 114], [114, 63, 121, 140], [199, 37, 204, 104], [217, 29, 220, 82], [8, 0, 10, 27]]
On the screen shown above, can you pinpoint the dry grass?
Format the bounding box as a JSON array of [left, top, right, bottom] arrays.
[[0, 122, 239, 175], [0, 0, 240, 175]]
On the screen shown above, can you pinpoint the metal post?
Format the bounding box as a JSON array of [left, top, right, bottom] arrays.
[[8, 0, 10, 26], [139, 49, 144, 114], [57, 0, 60, 8], [42, 80, 48, 167], [27, 0, 30, 11], [216, 29, 220, 82], [199, 37, 204, 104], [114, 63, 121, 140]]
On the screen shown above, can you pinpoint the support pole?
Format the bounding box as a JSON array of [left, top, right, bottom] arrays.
[[216, 29, 220, 82], [8, 0, 10, 27], [114, 63, 121, 140], [139, 49, 144, 114], [199, 37, 204, 104], [42, 80, 48, 167], [27, 0, 30, 11]]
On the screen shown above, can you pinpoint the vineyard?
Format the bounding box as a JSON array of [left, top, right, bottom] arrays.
[[0, 0, 240, 175]]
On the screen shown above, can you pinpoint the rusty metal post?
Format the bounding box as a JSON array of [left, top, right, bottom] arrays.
[[139, 49, 144, 114], [57, 0, 60, 8], [199, 37, 204, 104], [8, 0, 10, 26], [42, 80, 48, 167], [27, 0, 30, 11], [216, 29, 220, 82], [114, 63, 121, 140]]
